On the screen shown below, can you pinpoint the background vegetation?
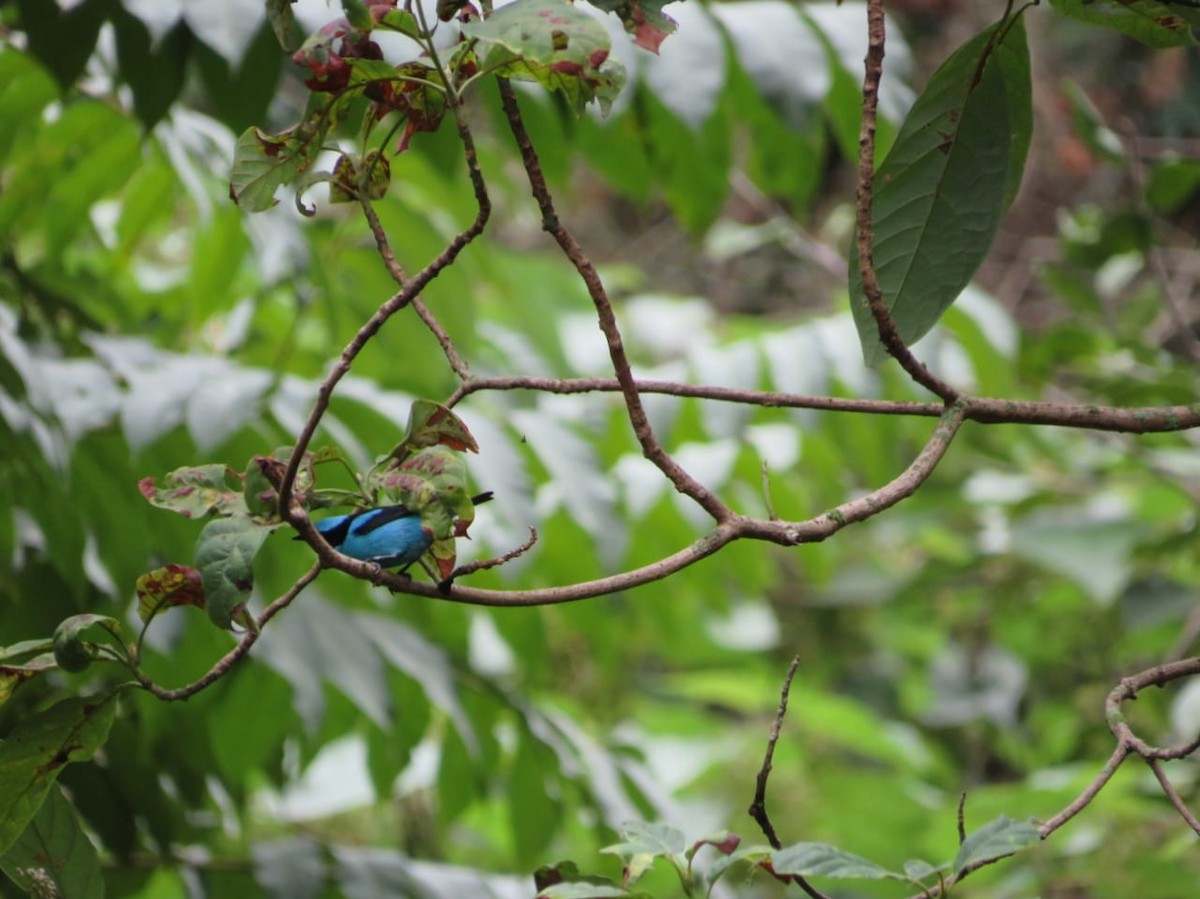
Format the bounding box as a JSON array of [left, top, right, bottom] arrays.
[[2, 0, 1200, 897]]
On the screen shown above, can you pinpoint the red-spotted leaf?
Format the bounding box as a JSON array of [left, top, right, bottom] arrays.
[[52, 615, 123, 673], [588, 0, 678, 53], [139, 464, 245, 519], [850, 17, 1031, 364], [195, 516, 272, 630], [0, 693, 118, 856], [330, 150, 391, 202], [135, 564, 205, 624], [389, 400, 480, 462], [462, 0, 626, 114]]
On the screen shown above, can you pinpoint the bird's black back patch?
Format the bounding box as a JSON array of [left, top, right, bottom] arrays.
[[351, 503, 416, 536]]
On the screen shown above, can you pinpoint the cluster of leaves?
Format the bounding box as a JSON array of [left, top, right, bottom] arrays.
[[535, 818, 1039, 898], [232, 0, 633, 212]]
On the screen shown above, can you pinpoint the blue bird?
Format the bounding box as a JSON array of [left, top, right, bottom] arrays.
[[311, 492, 493, 571]]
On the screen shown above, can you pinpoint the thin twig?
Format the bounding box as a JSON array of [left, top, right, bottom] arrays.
[[1146, 758, 1200, 836], [748, 655, 830, 899], [134, 563, 321, 701], [956, 792, 967, 845], [438, 526, 539, 591], [854, 0, 959, 400], [749, 654, 802, 849], [496, 79, 731, 524]]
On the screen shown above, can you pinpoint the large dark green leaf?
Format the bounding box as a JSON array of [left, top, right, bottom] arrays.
[[1050, 0, 1200, 46], [770, 842, 901, 880], [952, 815, 1041, 873], [850, 17, 1031, 364], [0, 694, 118, 855], [0, 787, 104, 899]]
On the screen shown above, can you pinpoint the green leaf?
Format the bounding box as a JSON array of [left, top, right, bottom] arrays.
[[0, 787, 104, 899], [602, 821, 687, 883], [1049, 0, 1200, 47], [112, 8, 190, 129], [139, 464, 245, 519], [770, 842, 901, 880], [462, 0, 626, 115], [0, 694, 119, 855], [52, 614, 122, 673], [194, 516, 272, 630], [14, 0, 112, 92], [952, 815, 1041, 873], [850, 17, 1031, 364]]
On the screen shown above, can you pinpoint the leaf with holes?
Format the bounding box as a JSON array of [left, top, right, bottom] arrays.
[[462, 0, 626, 114]]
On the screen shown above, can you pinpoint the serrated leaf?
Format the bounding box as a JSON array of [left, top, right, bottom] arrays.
[[138, 464, 245, 519], [195, 516, 272, 630], [0, 787, 104, 899], [1049, 0, 1199, 47], [135, 564, 205, 623], [0, 694, 119, 855], [462, 0, 626, 114], [953, 815, 1040, 872], [850, 17, 1031, 364], [770, 842, 901, 880], [52, 614, 122, 673], [390, 400, 480, 460]]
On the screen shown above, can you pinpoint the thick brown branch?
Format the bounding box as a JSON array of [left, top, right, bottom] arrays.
[[451, 375, 1200, 434]]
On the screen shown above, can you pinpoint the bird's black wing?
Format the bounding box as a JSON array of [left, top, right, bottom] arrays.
[[350, 503, 417, 537]]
